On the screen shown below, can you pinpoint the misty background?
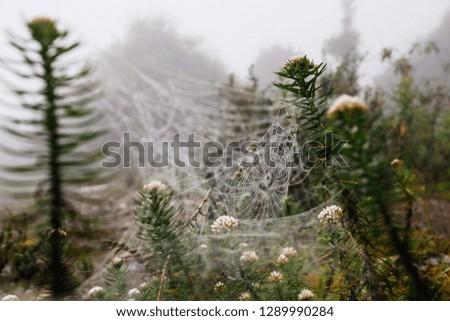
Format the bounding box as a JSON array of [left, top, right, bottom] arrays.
[[0, 0, 449, 205], [1, 0, 449, 85]]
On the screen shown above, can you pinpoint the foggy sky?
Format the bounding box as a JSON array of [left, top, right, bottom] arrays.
[[0, 0, 449, 87]]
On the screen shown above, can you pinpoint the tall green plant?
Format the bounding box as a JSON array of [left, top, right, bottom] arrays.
[[2, 17, 106, 298], [134, 181, 197, 299], [275, 56, 334, 208], [326, 95, 437, 300]]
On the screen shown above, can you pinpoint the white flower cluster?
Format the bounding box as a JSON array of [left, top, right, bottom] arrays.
[[240, 251, 259, 263], [88, 286, 105, 298], [128, 288, 141, 299], [277, 254, 289, 264], [211, 215, 238, 233], [214, 281, 225, 292], [298, 288, 314, 300], [268, 271, 283, 283], [281, 247, 298, 257], [112, 256, 124, 268], [318, 205, 344, 223], [327, 94, 368, 119], [49, 228, 67, 237], [239, 292, 250, 301], [277, 247, 298, 264], [143, 180, 166, 192], [1, 294, 19, 301], [390, 159, 404, 168]]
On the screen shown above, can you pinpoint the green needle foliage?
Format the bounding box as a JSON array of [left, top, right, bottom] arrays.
[[134, 184, 182, 270], [134, 183, 197, 299], [1, 17, 106, 298], [104, 257, 129, 300], [327, 97, 437, 300], [276, 55, 330, 131], [275, 56, 334, 207], [276, 55, 438, 300]]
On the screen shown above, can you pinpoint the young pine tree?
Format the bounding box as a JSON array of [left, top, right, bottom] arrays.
[[2, 17, 106, 298]]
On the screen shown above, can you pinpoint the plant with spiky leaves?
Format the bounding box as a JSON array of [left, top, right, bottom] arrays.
[[134, 182, 182, 270], [134, 181, 198, 299], [276, 55, 438, 300], [1, 17, 106, 298], [326, 94, 437, 300], [275, 55, 334, 208]]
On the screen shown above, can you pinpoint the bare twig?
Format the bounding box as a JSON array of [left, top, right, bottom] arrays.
[[157, 253, 171, 301]]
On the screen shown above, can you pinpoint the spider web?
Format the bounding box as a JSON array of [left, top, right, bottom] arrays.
[[220, 116, 295, 224], [79, 53, 330, 292]]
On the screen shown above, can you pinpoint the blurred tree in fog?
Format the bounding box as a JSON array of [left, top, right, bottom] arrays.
[[323, 0, 359, 59], [109, 17, 226, 83], [323, 0, 361, 96], [252, 44, 297, 89], [2, 17, 107, 298], [376, 7, 450, 91]]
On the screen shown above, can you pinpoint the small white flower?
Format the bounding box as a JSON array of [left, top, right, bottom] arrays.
[[49, 228, 67, 237], [298, 288, 314, 300], [390, 159, 404, 168], [112, 256, 124, 267], [88, 286, 105, 298], [139, 282, 148, 289], [277, 254, 289, 264], [281, 247, 298, 258], [268, 271, 283, 283], [238, 242, 249, 248], [1, 294, 19, 301], [214, 281, 225, 292], [240, 251, 259, 263], [199, 244, 208, 250], [211, 215, 238, 233], [239, 292, 251, 301], [327, 95, 368, 119], [318, 205, 344, 224], [128, 288, 141, 298], [143, 180, 166, 192], [252, 282, 261, 289]]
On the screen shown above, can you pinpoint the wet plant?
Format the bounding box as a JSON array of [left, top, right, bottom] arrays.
[[2, 17, 106, 298]]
